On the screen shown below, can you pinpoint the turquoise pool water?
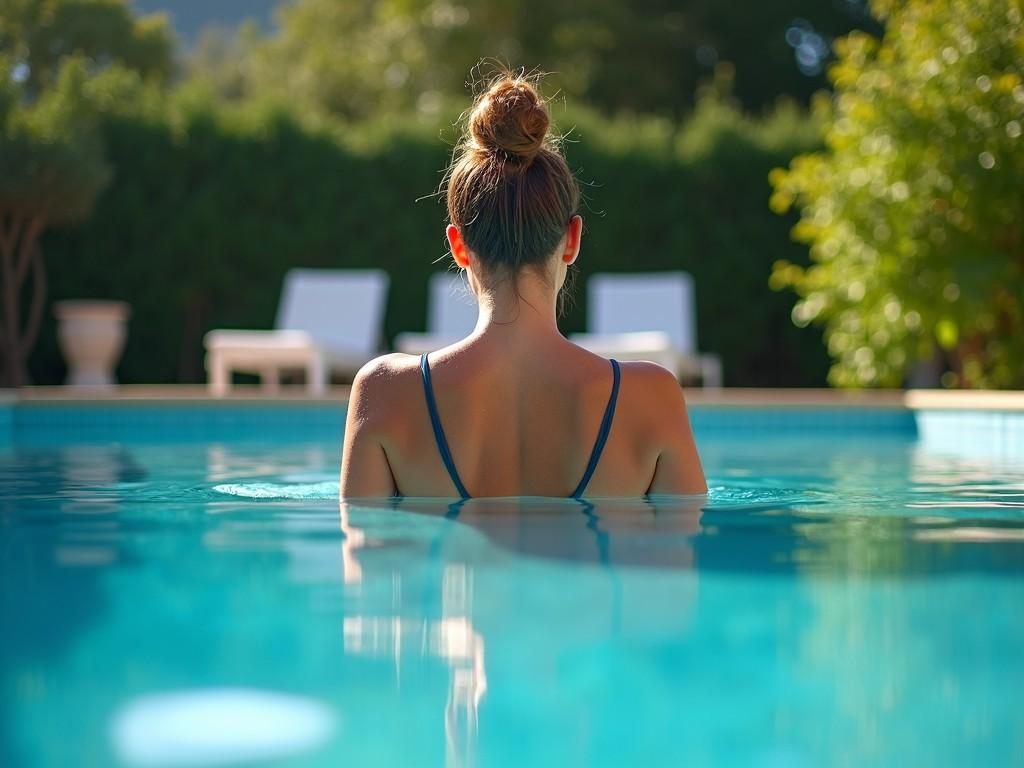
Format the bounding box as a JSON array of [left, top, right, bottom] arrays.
[[2, 408, 1023, 767]]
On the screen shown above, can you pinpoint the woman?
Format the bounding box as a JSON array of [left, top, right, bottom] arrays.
[[340, 74, 706, 498]]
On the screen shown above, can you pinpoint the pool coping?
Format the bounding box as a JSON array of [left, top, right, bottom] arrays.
[[5, 385, 1024, 410], [3, 386, 1023, 454]]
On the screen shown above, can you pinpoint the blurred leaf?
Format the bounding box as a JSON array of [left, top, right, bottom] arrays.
[[771, 0, 1024, 388]]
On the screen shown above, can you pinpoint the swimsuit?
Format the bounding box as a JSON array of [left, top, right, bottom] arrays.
[[420, 353, 621, 499]]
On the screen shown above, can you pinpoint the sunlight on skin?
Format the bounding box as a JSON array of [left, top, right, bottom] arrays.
[[445, 216, 580, 333]]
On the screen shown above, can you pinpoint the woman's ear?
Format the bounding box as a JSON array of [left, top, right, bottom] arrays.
[[562, 215, 583, 264], [446, 225, 471, 269]]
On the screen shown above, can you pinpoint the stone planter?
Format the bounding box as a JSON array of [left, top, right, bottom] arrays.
[[54, 301, 131, 387]]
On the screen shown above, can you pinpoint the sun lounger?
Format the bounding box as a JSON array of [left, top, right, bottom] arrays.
[[570, 271, 723, 387], [393, 272, 478, 355], [204, 269, 389, 396]]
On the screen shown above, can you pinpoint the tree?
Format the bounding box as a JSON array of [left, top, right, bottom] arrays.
[[0, 0, 171, 386], [0, 59, 111, 386], [192, 0, 877, 121], [0, 0, 174, 95], [770, 0, 1024, 388]]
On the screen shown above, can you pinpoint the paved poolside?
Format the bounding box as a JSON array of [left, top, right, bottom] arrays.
[[8, 385, 1024, 411]]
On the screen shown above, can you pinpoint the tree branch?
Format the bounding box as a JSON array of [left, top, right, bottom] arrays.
[[21, 243, 47, 368], [0, 215, 20, 386], [0, 221, 5, 339], [0, 305, 8, 383], [15, 215, 44, 287], [0, 213, 22, 266]]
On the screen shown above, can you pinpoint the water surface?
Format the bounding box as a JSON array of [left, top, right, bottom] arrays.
[[1, 434, 1022, 767]]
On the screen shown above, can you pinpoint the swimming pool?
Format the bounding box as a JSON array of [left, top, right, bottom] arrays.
[[2, 399, 1023, 766]]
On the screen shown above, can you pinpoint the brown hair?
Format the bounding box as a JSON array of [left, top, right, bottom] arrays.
[[446, 72, 580, 278]]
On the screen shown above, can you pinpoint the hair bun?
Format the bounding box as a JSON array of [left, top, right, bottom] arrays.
[[469, 79, 549, 170]]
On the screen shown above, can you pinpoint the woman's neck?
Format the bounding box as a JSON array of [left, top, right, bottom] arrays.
[[472, 267, 562, 341]]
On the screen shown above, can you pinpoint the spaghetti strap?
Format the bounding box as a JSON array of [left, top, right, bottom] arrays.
[[421, 354, 471, 499], [422, 355, 618, 500], [570, 359, 621, 499]]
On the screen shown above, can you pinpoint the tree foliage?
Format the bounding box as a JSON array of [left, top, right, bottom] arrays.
[[32, 87, 828, 386], [190, 0, 877, 120], [5, 0, 837, 388], [770, 0, 1024, 388], [0, 58, 111, 385], [0, 0, 175, 94], [0, 0, 171, 386]]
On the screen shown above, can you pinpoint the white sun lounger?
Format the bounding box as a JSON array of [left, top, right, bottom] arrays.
[[204, 268, 389, 396], [393, 272, 478, 355], [570, 271, 723, 388]]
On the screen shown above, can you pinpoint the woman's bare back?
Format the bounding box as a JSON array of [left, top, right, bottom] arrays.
[[340, 335, 706, 498]]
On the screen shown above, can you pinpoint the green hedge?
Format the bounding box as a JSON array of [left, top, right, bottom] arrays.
[[32, 92, 830, 386]]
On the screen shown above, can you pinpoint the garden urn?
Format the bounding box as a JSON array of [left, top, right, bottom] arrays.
[[54, 300, 131, 387]]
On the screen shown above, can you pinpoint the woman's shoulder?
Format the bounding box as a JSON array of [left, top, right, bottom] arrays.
[[353, 352, 423, 385], [617, 359, 682, 392], [614, 359, 691, 429], [561, 349, 682, 405], [349, 353, 424, 424]]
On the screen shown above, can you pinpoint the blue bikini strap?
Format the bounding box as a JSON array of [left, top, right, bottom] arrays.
[[571, 358, 621, 499], [420, 354, 471, 500]]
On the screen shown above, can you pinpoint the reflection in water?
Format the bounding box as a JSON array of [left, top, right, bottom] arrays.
[[378, 496, 704, 566], [337, 496, 705, 768], [339, 503, 364, 585], [332, 487, 1024, 766], [443, 581, 487, 768], [206, 443, 331, 484], [339, 503, 490, 768], [4, 435, 1024, 767], [58, 446, 145, 566], [338, 572, 486, 768], [0, 444, 145, 767]]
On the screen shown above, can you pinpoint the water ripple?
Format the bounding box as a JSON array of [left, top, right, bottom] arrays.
[[212, 482, 339, 500]]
